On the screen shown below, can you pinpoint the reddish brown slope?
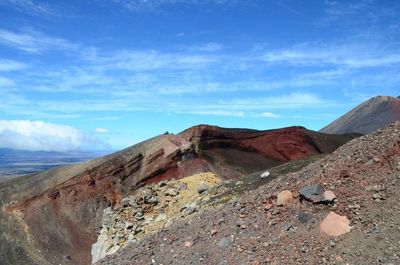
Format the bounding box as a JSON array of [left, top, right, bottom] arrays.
[[96, 123, 400, 265], [321, 96, 400, 134], [179, 125, 357, 179], [0, 125, 357, 265]]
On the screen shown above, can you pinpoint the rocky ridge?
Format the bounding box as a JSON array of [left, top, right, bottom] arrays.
[[0, 125, 356, 265], [91, 173, 221, 263], [96, 122, 400, 265]]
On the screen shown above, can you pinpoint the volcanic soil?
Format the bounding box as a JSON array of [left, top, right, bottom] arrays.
[[97, 122, 400, 265]]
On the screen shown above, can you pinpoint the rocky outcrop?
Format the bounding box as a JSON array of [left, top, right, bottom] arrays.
[[0, 125, 357, 265], [91, 173, 220, 263]]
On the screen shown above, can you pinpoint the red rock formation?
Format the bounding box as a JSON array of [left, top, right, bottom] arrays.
[[0, 125, 357, 265], [179, 125, 355, 179]]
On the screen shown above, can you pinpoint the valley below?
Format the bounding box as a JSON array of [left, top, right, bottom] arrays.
[[0, 150, 109, 181]]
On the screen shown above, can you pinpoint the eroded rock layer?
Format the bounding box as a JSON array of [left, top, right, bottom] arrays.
[[0, 125, 357, 265], [97, 123, 400, 265]]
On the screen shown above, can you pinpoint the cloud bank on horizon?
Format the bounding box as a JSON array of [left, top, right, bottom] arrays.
[[0, 120, 108, 151], [0, 0, 399, 150]]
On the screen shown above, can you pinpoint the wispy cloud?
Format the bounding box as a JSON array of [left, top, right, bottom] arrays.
[[322, 0, 399, 30], [258, 112, 281, 118], [0, 0, 53, 15], [0, 28, 77, 53], [88, 49, 219, 71], [163, 93, 330, 117], [0, 24, 397, 122], [180, 110, 245, 117], [189, 42, 224, 52], [260, 42, 400, 68], [324, 0, 373, 17], [106, 0, 245, 11], [0, 59, 28, 72], [0, 77, 15, 87], [215, 93, 327, 110], [94, 127, 109, 133]]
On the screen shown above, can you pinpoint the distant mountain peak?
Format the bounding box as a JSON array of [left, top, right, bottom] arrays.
[[320, 95, 400, 134]]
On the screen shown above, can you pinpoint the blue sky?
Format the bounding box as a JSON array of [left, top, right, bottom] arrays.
[[0, 0, 399, 151]]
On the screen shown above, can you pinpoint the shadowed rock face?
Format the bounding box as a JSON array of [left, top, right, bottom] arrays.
[[320, 96, 400, 134], [0, 125, 358, 265]]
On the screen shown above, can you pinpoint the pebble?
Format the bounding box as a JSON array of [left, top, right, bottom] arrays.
[[184, 241, 192, 248], [276, 190, 293, 206], [320, 211, 352, 236], [166, 188, 179, 197], [198, 182, 209, 195], [322, 190, 336, 203], [299, 184, 324, 203], [260, 171, 270, 179], [298, 212, 313, 224], [217, 237, 233, 249]]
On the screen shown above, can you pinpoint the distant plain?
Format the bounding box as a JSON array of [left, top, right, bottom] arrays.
[[0, 149, 109, 180]]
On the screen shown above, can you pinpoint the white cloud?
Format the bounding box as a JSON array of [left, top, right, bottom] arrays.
[[181, 110, 245, 117], [90, 50, 219, 71], [166, 93, 330, 118], [324, 0, 372, 17], [216, 93, 326, 110], [107, 0, 243, 11], [261, 43, 400, 68], [258, 112, 281, 118], [0, 59, 28, 72], [95, 127, 109, 133], [0, 28, 76, 53], [0, 77, 15, 86], [0, 120, 107, 151], [92, 116, 120, 121], [191, 42, 224, 52], [0, 0, 53, 15]]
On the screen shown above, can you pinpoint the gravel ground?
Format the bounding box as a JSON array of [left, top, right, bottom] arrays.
[[97, 122, 400, 265]]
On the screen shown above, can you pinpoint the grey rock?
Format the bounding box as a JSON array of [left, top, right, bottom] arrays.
[[121, 196, 137, 207], [135, 212, 145, 221], [260, 171, 270, 179], [146, 196, 159, 205], [298, 212, 313, 224], [158, 181, 167, 187], [125, 222, 136, 231], [217, 237, 233, 249], [373, 193, 385, 201], [166, 188, 179, 197], [198, 182, 209, 195], [282, 223, 295, 232], [181, 202, 198, 216], [236, 181, 243, 186], [143, 189, 158, 204], [155, 213, 167, 222], [299, 184, 324, 203]]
